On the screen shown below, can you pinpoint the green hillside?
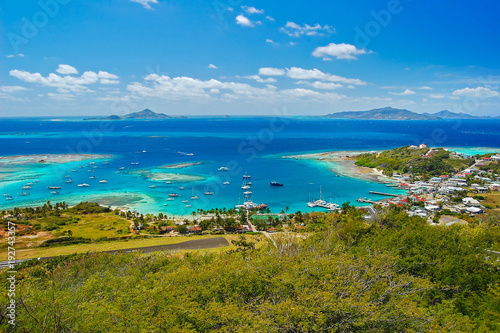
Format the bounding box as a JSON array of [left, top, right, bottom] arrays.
[[2, 206, 499, 332], [355, 146, 474, 177]]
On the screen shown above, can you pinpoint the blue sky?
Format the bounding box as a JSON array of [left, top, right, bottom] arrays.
[[1, 0, 500, 117]]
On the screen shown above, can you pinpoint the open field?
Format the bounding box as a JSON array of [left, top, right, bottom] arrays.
[[482, 192, 500, 212], [9, 235, 218, 260], [4, 233, 265, 260]]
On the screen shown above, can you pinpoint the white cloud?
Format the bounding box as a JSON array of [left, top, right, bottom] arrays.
[[242, 6, 264, 14], [296, 81, 343, 90], [56, 64, 78, 75], [47, 93, 75, 101], [208, 64, 218, 69], [312, 43, 370, 60], [281, 22, 335, 37], [286, 67, 366, 85], [130, 0, 158, 9], [429, 94, 445, 99], [389, 89, 416, 96], [452, 86, 499, 98], [243, 75, 277, 83], [6, 53, 24, 58], [10, 67, 119, 93], [236, 15, 254, 27], [258, 67, 286, 76], [419, 86, 433, 90], [265, 39, 276, 44], [0, 86, 30, 93], [266, 16, 275, 22], [126, 74, 277, 101]]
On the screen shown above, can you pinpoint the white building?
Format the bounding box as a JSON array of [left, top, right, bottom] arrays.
[[462, 197, 481, 207]]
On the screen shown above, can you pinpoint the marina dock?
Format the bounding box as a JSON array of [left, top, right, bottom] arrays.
[[369, 191, 400, 197], [357, 198, 376, 204]]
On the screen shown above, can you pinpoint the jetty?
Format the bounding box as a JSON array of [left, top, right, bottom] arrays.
[[357, 198, 376, 204], [369, 191, 399, 197]]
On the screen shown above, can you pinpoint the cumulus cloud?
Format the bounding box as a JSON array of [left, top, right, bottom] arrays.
[[0, 86, 30, 93], [419, 86, 433, 90], [47, 93, 75, 101], [312, 43, 370, 60], [130, 0, 158, 9], [126, 74, 276, 101], [286, 67, 366, 85], [121, 73, 351, 105], [242, 6, 264, 14], [208, 64, 218, 69], [56, 64, 78, 75], [266, 16, 275, 22], [10, 66, 119, 93], [452, 86, 499, 98], [258, 67, 286, 76], [281, 22, 335, 37], [389, 89, 416, 96], [265, 39, 276, 44], [243, 75, 277, 83], [6, 53, 24, 58], [296, 81, 343, 90], [236, 15, 254, 27]]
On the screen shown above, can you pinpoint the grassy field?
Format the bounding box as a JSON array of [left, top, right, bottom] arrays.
[[6, 233, 265, 260], [482, 192, 500, 211], [56, 213, 131, 238], [0, 212, 133, 251]]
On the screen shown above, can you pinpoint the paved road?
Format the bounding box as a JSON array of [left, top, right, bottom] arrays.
[[0, 237, 230, 268]]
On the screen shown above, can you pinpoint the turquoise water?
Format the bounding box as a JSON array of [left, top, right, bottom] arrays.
[[1, 117, 499, 215], [446, 147, 500, 156]]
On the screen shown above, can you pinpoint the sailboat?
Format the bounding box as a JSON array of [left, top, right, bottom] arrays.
[[204, 185, 213, 195], [190, 188, 199, 200], [241, 180, 250, 190]]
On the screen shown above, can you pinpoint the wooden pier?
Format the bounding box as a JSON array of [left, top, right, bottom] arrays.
[[369, 191, 400, 197], [357, 198, 376, 204]]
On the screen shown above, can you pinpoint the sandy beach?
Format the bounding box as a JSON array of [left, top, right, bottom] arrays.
[[130, 170, 206, 183], [159, 162, 205, 169], [283, 150, 391, 184]]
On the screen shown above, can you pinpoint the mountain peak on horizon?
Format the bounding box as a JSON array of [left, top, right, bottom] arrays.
[[323, 107, 439, 120], [123, 109, 170, 119]]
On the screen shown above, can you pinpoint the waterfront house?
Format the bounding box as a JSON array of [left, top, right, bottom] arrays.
[[490, 183, 500, 191], [160, 226, 177, 234], [187, 226, 202, 234], [425, 204, 440, 212], [462, 197, 481, 207], [466, 207, 483, 214]]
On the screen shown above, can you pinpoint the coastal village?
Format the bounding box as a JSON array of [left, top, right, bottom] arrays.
[[355, 145, 500, 225]]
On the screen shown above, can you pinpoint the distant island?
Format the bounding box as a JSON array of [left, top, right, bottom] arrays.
[[323, 107, 498, 120], [86, 109, 186, 120]]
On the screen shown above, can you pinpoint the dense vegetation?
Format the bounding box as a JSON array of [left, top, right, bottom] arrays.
[[1, 205, 499, 332], [355, 146, 474, 177]]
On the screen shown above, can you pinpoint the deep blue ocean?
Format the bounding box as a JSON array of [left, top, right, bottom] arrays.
[[1, 117, 499, 215]]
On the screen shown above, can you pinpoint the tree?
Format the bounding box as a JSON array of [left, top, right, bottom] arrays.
[[176, 224, 188, 234]]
